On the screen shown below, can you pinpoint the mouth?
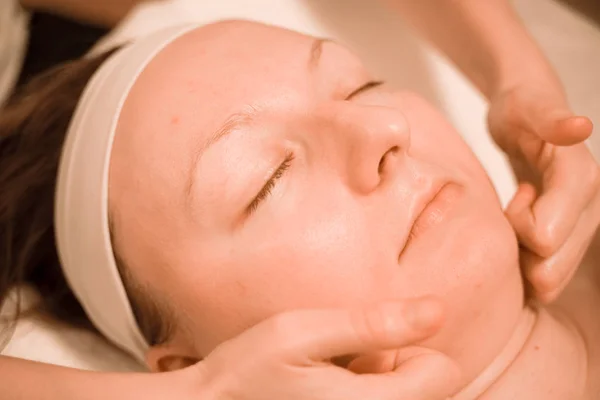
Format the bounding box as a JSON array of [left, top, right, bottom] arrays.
[[398, 181, 461, 261]]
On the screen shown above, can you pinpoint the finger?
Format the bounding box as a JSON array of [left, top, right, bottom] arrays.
[[353, 351, 461, 400], [266, 297, 445, 363], [505, 147, 598, 257], [346, 350, 397, 374], [521, 207, 596, 303], [505, 183, 541, 251], [524, 146, 596, 256], [536, 115, 594, 146], [508, 94, 592, 145]]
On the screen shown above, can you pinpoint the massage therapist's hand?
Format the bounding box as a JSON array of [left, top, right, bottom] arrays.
[[487, 77, 598, 303], [176, 298, 460, 400]]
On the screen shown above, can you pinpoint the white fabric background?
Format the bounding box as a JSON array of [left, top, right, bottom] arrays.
[[2, 0, 599, 371]]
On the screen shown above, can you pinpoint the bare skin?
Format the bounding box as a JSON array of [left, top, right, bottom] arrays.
[[461, 247, 600, 399], [105, 21, 600, 398], [2, 1, 597, 399]]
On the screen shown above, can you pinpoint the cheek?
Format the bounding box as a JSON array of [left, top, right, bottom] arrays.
[[170, 196, 390, 353], [411, 118, 481, 174], [237, 200, 385, 308], [397, 93, 484, 177]]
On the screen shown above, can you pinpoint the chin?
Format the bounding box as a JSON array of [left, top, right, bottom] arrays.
[[426, 215, 524, 383]]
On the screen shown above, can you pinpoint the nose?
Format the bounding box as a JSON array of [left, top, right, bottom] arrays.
[[318, 103, 411, 194]]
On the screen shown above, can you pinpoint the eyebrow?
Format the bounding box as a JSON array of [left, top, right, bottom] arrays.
[[184, 37, 332, 202], [184, 106, 259, 202], [202, 106, 259, 154]]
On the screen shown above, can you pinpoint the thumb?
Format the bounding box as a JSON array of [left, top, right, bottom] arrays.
[[512, 97, 592, 145], [536, 113, 593, 146], [275, 297, 445, 363]]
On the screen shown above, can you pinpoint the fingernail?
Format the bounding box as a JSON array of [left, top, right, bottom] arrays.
[[407, 298, 444, 331]]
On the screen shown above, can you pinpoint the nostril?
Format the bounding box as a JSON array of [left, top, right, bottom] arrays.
[[378, 146, 400, 174]]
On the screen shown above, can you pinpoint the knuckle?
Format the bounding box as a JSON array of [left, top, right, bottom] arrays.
[[351, 305, 400, 346], [530, 264, 563, 295], [267, 312, 300, 339], [420, 354, 462, 394], [536, 289, 560, 305], [531, 226, 561, 257], [263, 312, 305, 355]]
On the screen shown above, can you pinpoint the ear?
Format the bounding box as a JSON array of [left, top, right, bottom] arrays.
[[145, 344, 201, 372]]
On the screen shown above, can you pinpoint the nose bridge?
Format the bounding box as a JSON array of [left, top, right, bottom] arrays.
[[311, 102, 411, 194], [327, 102, 410, 153]]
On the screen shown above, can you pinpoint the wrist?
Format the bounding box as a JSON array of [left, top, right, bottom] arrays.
[[452, 1, 559, 101]]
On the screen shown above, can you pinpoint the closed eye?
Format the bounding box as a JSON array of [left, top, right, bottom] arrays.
[[346, 80, 385, 100], [244, 81, 381, 216], [246, 152, 295, 215]]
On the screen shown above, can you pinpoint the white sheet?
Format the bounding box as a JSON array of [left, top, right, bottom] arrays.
[[2, 0, 598, 371]]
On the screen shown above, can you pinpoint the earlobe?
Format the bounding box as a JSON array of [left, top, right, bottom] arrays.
[[146, 345, 200, 372]]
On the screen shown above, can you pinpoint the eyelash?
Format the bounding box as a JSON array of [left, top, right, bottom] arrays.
[[246, 152, 295, 215], [346, 80, 385, 100]]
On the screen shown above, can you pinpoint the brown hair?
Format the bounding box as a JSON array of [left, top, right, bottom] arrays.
[[0, 51, 171, 349]]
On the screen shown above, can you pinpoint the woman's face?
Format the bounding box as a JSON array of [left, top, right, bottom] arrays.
[[109, 21, 523, 379]]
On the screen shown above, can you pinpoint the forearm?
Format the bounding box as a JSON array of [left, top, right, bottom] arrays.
[[18, 0, 152, 27], [385, 0, 558, 99], [0, 355, 165, 400]]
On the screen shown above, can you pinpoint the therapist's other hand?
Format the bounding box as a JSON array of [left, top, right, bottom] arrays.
[[488, 81, 598, 303], [191, 298, 460, 400]]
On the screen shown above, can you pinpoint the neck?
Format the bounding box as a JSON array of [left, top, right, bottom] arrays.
[[451, 307, 536, 400], [452, 305, 589, 400]]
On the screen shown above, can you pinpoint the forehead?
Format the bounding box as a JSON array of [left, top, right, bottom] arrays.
[[117, 21, 364, 149], [112, 21, 363, 194], [111, 22, 315, 201], [121, 22, 317, 137], [107, 22, 336, 248], [108, 21, 365, 252]]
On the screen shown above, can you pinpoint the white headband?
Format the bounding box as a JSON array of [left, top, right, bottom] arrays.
[[55, 23, 199, 363]]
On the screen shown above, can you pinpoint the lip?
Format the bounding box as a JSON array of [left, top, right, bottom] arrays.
[[398, 181, 460, 260]]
